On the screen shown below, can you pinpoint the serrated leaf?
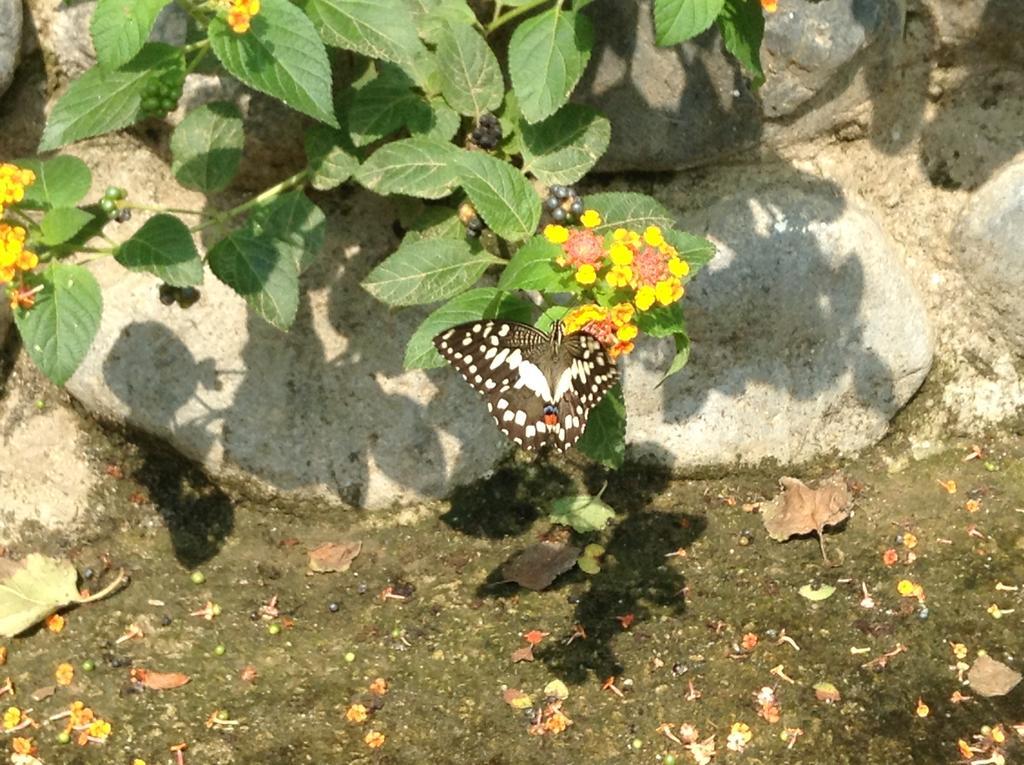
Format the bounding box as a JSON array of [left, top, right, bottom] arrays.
[[91, 0, 170, 70], [636, 303, 684, 338], [347, 64, 429, 146], [577, 384, 625, 468], [453, 151, 540, 242], [356, 138, 459, 199], [717, 0, 765, 87], [304, 124, 359, 190], [303, 0, 425, 65], [404, 287, 533, 369], [407, 97, 461, 142], [37, 207, 94, 246], [435, 24, 503, 117], [209, 0, 338, 127], [362, 238, 501, 307], [587, 192, 675, 233], [253, 191, 326, 274], [169, 102, 243, 193], [520, 104, 610, 185], [663, 228, 716, 275], [14, 263, 102, 386], [115, 214, 203, 286], [497, 236, 568, 291], [412, 0, 478, 45], [508, 8, 593, 124], [403, 205, 464, 240], [549, 493, 615, 533], [16, 155, 92, 210], [39, 43, 184, 151], [654, 0, 726, 46], [657, 331, 691, 387], [208, 232, 299, 329]]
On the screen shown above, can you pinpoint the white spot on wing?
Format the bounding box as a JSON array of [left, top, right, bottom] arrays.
[[514, 361, 553, 401], [514, 410, 527, 426]]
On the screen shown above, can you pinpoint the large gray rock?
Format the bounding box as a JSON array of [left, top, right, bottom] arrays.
[[576, 0, 905, 171], [65, 191, 509, 510], [0, 0, 21, 97], [625, 184, 933, 468], [953, 157, 1024, 350]]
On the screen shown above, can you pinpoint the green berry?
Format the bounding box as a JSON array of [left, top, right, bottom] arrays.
[[631, 738, 643, 750], [100, 198, 117, 214], [211, 603, 222, 617], [267, 623, 281, 635], [161, 98, 177, 113], [213, 644, 226, 656], [216, 709, 229, 720], [82, 659, 95, 672], [344, 652, 356, 663], [57, 731, 71, 745], [190, 571, 206, 585], [142, 97, 159, 112], [663, 756, 677, 765]]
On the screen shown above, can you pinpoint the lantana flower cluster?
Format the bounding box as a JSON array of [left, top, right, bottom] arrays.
[[0, 163, 40, 309], [225, 0, 261, 33], [543, 211, 690, 359]]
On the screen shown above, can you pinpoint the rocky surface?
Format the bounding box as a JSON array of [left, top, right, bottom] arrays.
[[952, 157, 1024, 350], [626, 183, 933, 469], [575, 0, 905, 171], [0, 0, 21, 98]]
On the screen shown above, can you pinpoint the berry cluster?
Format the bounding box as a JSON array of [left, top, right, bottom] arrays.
[[140, 72, 184, 118], [158, 283, 201, 309], [100, 185, 131, 222], [543, 185, 585, 224], [470, 113, 502, 150], [458, 202, 486, 239]]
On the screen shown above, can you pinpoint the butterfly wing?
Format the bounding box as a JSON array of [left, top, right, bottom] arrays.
[[551, 332, 619, 451]]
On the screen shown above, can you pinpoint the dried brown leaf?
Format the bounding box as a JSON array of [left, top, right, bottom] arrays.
[[967, 654, 1022, 697], [502, 540, 581, 591], [307, 541, 362, 573], [30, 685, 56, 701], [132, 669, 191, 690], [762, 475, 851, 541], [511, 646, 535, 663]]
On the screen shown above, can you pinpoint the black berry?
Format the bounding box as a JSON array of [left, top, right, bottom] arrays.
[[551, 207, 567, 223], [158, 284, 178, 306]]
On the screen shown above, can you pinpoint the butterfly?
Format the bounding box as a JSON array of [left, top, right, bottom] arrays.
[[433, 319, 618, 451]]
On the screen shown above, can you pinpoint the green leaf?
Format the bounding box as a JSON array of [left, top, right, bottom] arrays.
[[356, 138, 459, 199], [435, 24, 503, 117], [549, 493, 615, 533], [402, 204, 464, 241], [508, 8, 593, 124], [253, 191, 326, 274], [663, 228, 716, 275], [577, 555, 601, 574], [347, 64, 429, 146], [654, 0, 725, 45], [536, 304, 569, 333], [404, 287, 533, 369], [303, 0, 425, 65], [519, 104, 610, 186], [115, 214, 204, 286], [412, 0, 478, 46], [453, 151, 540, 242], [91, 0, 170, 70], [39, 43, 184, 150], [37, 207, 95, 247], [635, 302, 684, 338], [657, 331, 691, 387], [170, 102, 244, 192], [497, 236, 568, 291], [798, 583, 836, 601], [304, 125, 359, 190], [586, 192, 675, 234], [209, 0, 338, 127], [407, 97, 461, 142], [16, 156, 92, 210], [577, 385, 625, 468], [362, 238, 501, 307], [14, 263, 102, 386], [717, 0, 765, 87], [208, 231, 299, 329]]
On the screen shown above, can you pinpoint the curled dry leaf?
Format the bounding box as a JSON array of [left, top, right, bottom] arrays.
[[307, 541, 362, 573], [130, 668, 191, 690], [967, 654, 1022, 697], [502, 540, 581, 591], [813, 681, 841, 702], [502, 688, 533, 709], [511, 645, 535, 663], [762, 475, 851, 564]]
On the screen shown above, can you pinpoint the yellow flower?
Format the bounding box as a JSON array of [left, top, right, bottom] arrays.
[[87, 719, 112, 740], [227, 0, 260, 33], [544, 224, 569, 244], [563, 304, 605, 333], [132, 760, 147, 765], [575, 264, 597, 285], [635, 285, 656, 311], [654, 278, 683, 306], [579, 209, 602, 228], [605, 264, 632, 288], [896, 579, 916, 597], [55, 663, 74, 686], [364, 730, 385, 748], [0, 164, 35, 217], [346, 704, 368, 723], [3, 706, 21, 730], [610, 302, 635, 326], [16, 250, 37, 271], [616, 324, 638, 342], [643, 226, 665, 247], [609, 242, 634, 266], [668, 256, 689, 277]]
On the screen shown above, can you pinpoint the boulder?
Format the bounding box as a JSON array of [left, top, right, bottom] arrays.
[[625, 183, 933, 468], [0, 0, 21, 97]]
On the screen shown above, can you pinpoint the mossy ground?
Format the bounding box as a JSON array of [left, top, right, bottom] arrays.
[[5, 430, 1024, 765]]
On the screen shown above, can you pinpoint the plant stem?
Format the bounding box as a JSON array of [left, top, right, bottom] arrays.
[[184, 43, 210, 76], [486, 0, 552, 35], [191, 169, 311, 233], [78, 569, 129, 603], [127, 203, 211, 218]]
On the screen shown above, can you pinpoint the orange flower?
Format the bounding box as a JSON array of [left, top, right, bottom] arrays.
[[10, 736, 34, 755], [45, 614, 65, 633], [882, 548, 898, 566], [55, 663, 74, 686], [741, 633, 758, 650], [364, 730, 385, 748], [761, 0, 778, 12], [67, 701, 94, 729], [523, 630, 549, 646], [345, 704, 368, 723], [368, 677, 388, 695]]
